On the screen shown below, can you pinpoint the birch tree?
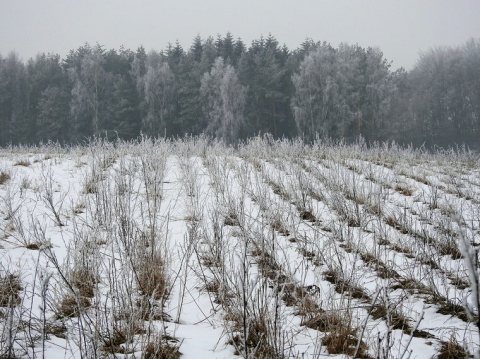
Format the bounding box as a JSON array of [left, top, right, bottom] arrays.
[[68, 45, 110, 138], [140, 54, 175, 136], [200, 57, 246, 143], [291, 43, 337, 140]]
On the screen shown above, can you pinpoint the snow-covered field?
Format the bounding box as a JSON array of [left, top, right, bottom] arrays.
[[0, 137, 479, 358]]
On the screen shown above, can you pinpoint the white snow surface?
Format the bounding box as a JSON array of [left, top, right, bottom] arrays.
[[0, 138, 479, 358]]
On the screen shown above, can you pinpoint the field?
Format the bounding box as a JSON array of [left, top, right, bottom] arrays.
[[0, 137, 479, 358]]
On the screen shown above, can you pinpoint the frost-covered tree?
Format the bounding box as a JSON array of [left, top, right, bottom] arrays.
[[409, 40, 480, 147], [37, 85, 70, 142], [0, 35, 478, 147], [0, 52, 28, 145], [291, 43, 337, 141], [238, 35, 294, 137], [68, 44, 111, 138], [361, 47, 396, 141], [100, 48, 141, 140], [200, 57, 246, 143], [292, 43, 395, 141], [27, 52, 69, 142], [139, 52, 176, 136]]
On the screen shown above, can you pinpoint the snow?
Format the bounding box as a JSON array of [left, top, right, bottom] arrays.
[[0, 139, 479, 358]]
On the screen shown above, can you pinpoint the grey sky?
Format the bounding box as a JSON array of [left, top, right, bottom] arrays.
[[1, 0, 479, 69]]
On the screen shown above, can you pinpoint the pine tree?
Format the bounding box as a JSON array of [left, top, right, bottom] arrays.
[[27, 52, 68, 142], [239, 35, 295, 138], [0, 52, 28, 145]]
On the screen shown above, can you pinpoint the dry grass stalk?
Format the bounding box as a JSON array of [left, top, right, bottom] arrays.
[[44, 322, 67, 339], [14, 160, 31, 167], [270, 220, 290, 236], [323, 268, 368, 300], [0, 273, 22, 307], [57, 295, 91, 318], [299, 210, 316, 222], [437, 334, 469, 359], [301, 309, 340, 332], [302, 310, 371, 358], [0, 171, 10, 185], [143, 334, 181, 359], [70, 267, 98, 298], [223, 213, 239, 226], [100, 320, 147, 355], [394, 183, 414, 196], [136, 252, 168, 301], [370, 304, 412, 332], [227, 310, 278, 358]]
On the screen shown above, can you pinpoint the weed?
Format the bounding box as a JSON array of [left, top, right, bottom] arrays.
[[298, 247, 316, 260], [25, 243, 41, 250], [73, 202, 85, 215], [385, 216, 410, 234], [83, 180, 97, 194], [390, 243, 412, 255], [135, 297, 166, 321], [436, 300, 469, 322], [136, 252, 167, 301], [0, 171, 10, 185], [227, 312, 278, 358], [308, 189, 324, 202], [57, 295, 91, 318], [302, 309, 341, 331], [201, 255, 222, 267], [300, 210, 316, 222], [0, 273, 22, 307], [20, 177, 30, 190], [377, 238, 390, 246], [437, 240, 463, 259], [322, 328, 364, 356], [203, 279, 220, 293], [323, 268, 368, 299], [394, 183, 414, 196], [44, 322, 67, 339], [270, 219, 290, 236], [223, 213, 239, 226], [14, 160, 31, 167], [70, 267, 98, 298], [437, 334, 470, 359], [144, 335, 181, 359], [347, 217, 361, 227], [304, 311, 371, 358], [101, 327, 133, 355], [410, 174, 431, 186], [448, 275, 470, 290], [370, 304, 412, 331]]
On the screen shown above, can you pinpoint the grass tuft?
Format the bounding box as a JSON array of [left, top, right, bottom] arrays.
[[0, 273, 22, 307], [57, 295, 91, 318], [223, 213, 239, 226], [300, 210, 316, 222], [136, 252, 168, 301], [0, 171, 11, 185], [437, 334, 470, 359], [71, 267, 98, 298], [14, 160, 31, 167], [394, 183, 414, 196], [270, 219, 290, 236], [144, 336, 181, 359]]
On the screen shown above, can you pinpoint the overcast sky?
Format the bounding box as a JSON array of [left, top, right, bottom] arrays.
[[1, 0, 479, 70]]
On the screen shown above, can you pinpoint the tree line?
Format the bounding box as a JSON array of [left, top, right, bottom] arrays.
[[0, 34, 479, 148]]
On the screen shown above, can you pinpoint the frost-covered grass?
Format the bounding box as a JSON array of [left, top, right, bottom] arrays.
[[0, 137, 479, 358]]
